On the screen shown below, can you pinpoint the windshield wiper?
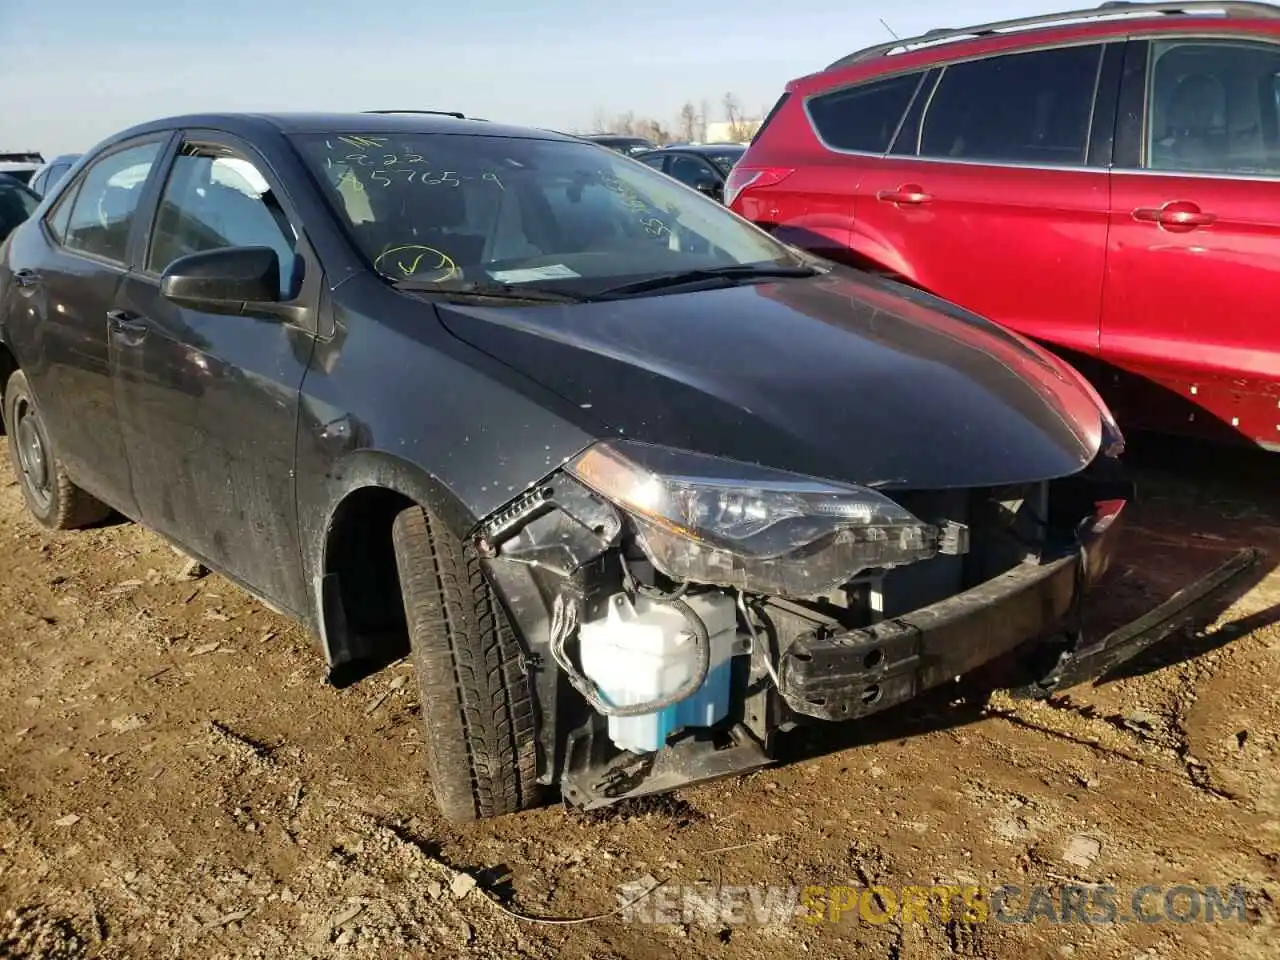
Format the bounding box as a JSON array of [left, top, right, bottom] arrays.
[[591, 264, 820, 300], [391, 278, 584, 303]]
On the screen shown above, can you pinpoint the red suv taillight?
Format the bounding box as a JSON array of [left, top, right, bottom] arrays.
[[724, 166, 795, 208]]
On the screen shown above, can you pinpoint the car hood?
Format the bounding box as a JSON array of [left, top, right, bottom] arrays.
[[434, 270, 1105, 490]]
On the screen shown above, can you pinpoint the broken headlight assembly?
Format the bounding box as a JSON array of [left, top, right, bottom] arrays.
[[566, 440, 939, 597]]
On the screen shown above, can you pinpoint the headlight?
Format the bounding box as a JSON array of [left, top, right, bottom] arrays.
[[565, 440, 938, 597]]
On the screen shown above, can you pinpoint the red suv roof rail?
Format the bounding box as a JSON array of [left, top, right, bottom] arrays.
[[825, 1, 1280, 70]]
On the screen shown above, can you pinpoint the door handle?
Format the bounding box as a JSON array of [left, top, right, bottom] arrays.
[[877, 184, 933, 205], [13, 268, 38, 288], [106, 310, 149, 340], [1132, 202, 1216, 231]]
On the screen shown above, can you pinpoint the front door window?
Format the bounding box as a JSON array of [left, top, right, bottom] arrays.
[[147, 142, 298, 297], [1146, 39, 1280, 175]]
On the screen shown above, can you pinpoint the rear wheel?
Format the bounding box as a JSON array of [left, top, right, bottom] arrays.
[[4, 370, 111, 530], [391, 504, 541, 822]]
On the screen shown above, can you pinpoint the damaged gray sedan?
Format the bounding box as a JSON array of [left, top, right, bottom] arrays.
[[0, 111, 1258, 822]]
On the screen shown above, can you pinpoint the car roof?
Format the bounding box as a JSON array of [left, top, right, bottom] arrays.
[[101, 112, 579, 149], [666, 143, 747, 154], [796, 1, 1280, 91]]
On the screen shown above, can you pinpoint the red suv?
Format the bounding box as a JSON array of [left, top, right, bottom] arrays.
[[729, 1, 1280, 448]]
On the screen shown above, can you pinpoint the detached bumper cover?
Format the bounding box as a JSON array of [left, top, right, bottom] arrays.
[[778, 497, 1263, 721]]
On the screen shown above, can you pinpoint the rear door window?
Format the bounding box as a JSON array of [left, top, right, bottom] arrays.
[[62, 142, 164, 264], [806, 72, 925, 153], [638, 153, 668, 172], [45, 182, 78, 244], [704, 150, 745, 174], [668, 154, 721, 189], [918, 44, 1105, 165]]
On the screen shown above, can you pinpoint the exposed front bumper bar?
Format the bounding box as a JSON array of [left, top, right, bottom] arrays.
[[778, 496, 1264, 721], [1011, 544, 1264, 698]]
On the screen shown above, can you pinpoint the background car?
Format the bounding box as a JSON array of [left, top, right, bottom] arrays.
[[27, 153, 81, 197], [583, 133, 657, 156], [0, 173, 40, 242], [636, 142, 747, 201], [728, 2, 1280, 450], [0, 151, 45, 186]]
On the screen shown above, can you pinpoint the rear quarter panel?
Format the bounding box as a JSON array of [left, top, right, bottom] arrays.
[[732, 98, 860, 257]]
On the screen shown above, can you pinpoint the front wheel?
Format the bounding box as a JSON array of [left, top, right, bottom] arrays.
[[391, 504, 541, 822], [3, 370, 111, 530]]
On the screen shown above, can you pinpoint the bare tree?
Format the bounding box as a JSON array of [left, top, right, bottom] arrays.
[[722, 92, 742, 131], [677, 101, 699, 143], [637, 117, 672, 144], [718, 92, 758, 141], [719, 92, 758, 142], [581, 96, 759, 144], [611, 111, 638, 136]]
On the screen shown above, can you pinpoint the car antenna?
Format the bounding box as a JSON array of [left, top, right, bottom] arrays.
[[878, 17, 901, 39]]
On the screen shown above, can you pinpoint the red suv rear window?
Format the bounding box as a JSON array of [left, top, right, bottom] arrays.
[[807, 73, 925, 153]]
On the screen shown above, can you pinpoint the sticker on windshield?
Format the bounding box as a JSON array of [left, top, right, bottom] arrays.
[[488, 264, 581, 283]]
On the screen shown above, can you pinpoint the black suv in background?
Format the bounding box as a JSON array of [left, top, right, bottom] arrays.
[[636, 143, 747, 201], [0, 175, 39, 242]]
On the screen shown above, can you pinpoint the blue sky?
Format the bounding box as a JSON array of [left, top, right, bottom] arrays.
[[1, 0, 1046, 154]]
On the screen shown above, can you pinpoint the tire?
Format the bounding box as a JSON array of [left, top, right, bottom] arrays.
[[391, 504, 541, 822], [3, 370, 111, 530]]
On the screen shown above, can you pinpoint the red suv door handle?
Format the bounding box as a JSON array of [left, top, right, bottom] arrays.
[[1132, 201, 1217, 231], [877, 184, 933, 205]]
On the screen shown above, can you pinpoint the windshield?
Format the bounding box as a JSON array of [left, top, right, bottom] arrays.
[[292, 132, 796, 293]]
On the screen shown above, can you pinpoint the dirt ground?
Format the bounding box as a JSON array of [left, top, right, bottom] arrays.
[[0, 436, 1276, 960]]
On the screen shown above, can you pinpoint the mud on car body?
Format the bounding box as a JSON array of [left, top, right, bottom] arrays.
[[0, 111, 1258, 822]]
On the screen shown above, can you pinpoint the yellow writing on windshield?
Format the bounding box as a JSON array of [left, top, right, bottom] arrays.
[[373, 244, 459, 282], [602, 173, 676, 237], [338, 135, 389, 149]]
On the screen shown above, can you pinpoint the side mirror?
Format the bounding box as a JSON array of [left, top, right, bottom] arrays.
[[160, 246, 283, 316]]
